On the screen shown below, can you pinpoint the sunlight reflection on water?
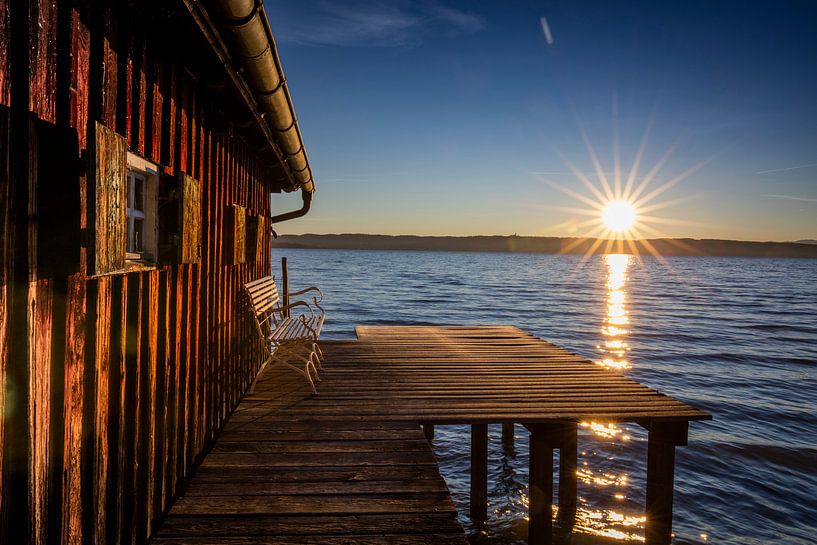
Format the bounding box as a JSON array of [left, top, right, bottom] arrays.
[[275, 248, 817, 544], [598, 253, 632, 370], [576, 254, 644, 542]]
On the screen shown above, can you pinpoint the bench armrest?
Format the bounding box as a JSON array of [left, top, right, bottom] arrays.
[[289, 286, 322, 302], [278, 300, 314, 317]]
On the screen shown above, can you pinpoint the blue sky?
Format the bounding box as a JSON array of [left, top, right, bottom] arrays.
[[268, 1, 817, 241]]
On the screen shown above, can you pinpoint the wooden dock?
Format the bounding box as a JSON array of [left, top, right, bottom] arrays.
[[154, 326, 709, 545]]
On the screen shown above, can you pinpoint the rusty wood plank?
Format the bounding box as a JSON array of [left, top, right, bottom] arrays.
[[226, 204, 246, 265], [179, 173, 201, 264], [143, 271, 158, 540], [162, 63, 176, 170], [152, 270, 168, 524], [61, 275, 86, 545], [145, 30, 159, 162], [185, 265, 199, 471], [133, 273, 149, 542], [131, 18, 147, 156], [28, 0, 58, 122], [92, 276, 112, 545], [0, 0, 9, 105], [109, 275, 127, 545], [29, 278, 54, 545], [164, 268, 179, 503], [115, 0, 130, 140], [178, 73, 189, 175], [174, 266, 189, 490], [0, 103, 9, 536], [197, 130, 210, 454], [100, 2, 118, 128], [89, 122, 126, 276], [69, 2, 90, 149], [3, 84, 31, 539], [122, 274, 141, 545]]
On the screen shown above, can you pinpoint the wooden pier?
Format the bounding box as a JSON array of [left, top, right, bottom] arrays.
[[155, 326, 709, 545]]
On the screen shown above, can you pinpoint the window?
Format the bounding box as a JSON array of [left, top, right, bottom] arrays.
[[90, 122, 202, 275], [125, 152, 159, 263], [126, 171, 146, 253]]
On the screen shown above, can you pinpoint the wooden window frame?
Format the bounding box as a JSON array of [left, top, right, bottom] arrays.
[[125, 152, 159, 266]]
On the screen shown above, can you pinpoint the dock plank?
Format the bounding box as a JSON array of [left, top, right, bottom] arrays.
[[156, 325, 709, 545]]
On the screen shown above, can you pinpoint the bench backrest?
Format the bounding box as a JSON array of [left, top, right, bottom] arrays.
[[244, 276, 281, 318]]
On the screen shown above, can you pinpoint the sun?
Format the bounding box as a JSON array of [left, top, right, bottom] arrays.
[[602, 200, 637, 232]]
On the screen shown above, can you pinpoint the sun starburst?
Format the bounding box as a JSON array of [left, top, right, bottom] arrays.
[[541, 119, 715, 267]]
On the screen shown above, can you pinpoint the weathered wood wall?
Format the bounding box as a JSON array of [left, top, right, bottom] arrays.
[[0, 1, 274, 543]]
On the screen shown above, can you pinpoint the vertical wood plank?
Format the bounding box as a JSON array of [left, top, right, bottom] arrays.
[[0, 0, 9, 106], [184, 265, 195, 474], [0, 102, 10, 539], [122, 274, 141, 545], [70, 2, 90, 145], [145, 29, 159, 161], [110, 275, 127, 545], [173, 266, 187, 490], [166, 268, 179, 499], [61, 275, 85, 545], [92, 275, 111, 545], [29, 278, 54, 545], [29, 0, 58, 123], [151, 269, 167, 532], [142, 271, 158, 540], [100, 1, 117, 129]]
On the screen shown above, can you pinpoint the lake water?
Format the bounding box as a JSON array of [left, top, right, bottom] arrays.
[[273, 248, 817, 545]]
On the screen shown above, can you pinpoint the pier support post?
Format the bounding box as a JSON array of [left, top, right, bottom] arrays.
[[527, 424, 561, 545], [502, 423, 515, 450], [557, 424, 577, 529], [423, 423, 434, 442], [470, 424, 488, 522], [281, 257, 290, 317], [644, 421, 688, 545]]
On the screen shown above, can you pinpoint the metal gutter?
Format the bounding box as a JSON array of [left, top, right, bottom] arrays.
[[269, 189, 312, 234], [182, 0, 314, 195], [212, 0, 314, 194]]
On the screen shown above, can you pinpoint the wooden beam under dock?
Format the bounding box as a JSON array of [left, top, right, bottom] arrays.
[[470, 423, 488, 522]]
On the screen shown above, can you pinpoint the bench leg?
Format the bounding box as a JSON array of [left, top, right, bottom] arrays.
[[267, 343, 320, 394], [312, 342, 324, 370], [248, 354, 275, 394]]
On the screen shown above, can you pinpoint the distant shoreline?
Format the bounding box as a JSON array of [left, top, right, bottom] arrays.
[[273, 234, 817, 258]]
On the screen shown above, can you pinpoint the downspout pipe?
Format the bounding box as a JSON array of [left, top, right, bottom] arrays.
[[270, 189, 312, 236]]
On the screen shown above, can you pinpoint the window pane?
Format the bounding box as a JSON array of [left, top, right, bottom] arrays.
[[126, 172, 134, 208], [134, 176, 144, 212], [134, 218, 144, 252]]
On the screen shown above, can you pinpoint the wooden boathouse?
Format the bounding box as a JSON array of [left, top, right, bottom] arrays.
[[0, 1, 710, 545], [1, 0, 314, 543]]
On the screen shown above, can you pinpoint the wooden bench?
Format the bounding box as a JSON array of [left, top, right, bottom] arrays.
[[244, 276, 325, 393]]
